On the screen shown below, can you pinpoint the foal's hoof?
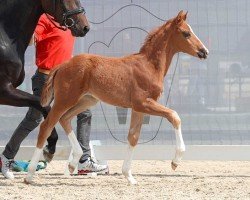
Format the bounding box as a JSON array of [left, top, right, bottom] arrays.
[[24, 178, 32, 185], [129, 179, 138, 185], [127, 177, 138, 185], [68, 164, 75, 174], [171, 161, 178, 171]]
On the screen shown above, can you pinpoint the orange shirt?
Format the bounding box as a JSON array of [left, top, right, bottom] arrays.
[[35, 14, 75, 70]]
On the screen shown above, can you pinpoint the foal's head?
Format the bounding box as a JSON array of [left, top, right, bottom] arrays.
[[170, 11, 209, 59], [41, 0, 90, 37]]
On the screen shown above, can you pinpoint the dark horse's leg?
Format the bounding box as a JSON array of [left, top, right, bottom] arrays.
[[0, 80, 58, 154]]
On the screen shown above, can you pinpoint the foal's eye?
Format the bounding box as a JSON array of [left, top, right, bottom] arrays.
[[182, 31, 191, 39]]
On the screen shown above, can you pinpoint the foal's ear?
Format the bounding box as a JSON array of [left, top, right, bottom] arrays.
[[183, 11, 188, 21], [174, 10, 187, 26]]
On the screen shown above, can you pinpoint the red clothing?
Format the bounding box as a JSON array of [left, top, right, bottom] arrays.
[[35, 14, 75, 70]]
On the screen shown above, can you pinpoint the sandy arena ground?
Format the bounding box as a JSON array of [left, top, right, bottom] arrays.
[[0, 160, 249, 200]]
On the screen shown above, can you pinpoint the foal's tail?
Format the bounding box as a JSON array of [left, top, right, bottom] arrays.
[[40, 67, 60, 107]]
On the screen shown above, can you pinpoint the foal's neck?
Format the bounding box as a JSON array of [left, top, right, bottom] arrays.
[[139, 22, 176, 78]]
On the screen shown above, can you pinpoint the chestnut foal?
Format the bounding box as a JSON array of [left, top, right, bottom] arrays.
[[25, 11, 208, 184]]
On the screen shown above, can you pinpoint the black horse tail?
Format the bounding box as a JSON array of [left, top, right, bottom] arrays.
[[41, 67, 59, 107]]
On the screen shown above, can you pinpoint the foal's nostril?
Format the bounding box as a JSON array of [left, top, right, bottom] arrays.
[[197, 48, 208, 59], [200, 48, 208, 55]]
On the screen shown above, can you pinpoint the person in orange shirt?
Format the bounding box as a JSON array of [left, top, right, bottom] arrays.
[[0, 14, 108, 179]]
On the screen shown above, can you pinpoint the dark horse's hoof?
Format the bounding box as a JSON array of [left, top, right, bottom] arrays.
[[43, 146, 54, 163]]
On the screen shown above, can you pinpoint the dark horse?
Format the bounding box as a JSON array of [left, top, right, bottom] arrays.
[[0, 0, 89, 155]]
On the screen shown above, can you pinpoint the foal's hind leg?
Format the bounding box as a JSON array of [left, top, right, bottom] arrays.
[[134, 98, 185, 170], [25, 104, 69, 184], [122, 110, 143, 185], [59, 95, 99, 174]]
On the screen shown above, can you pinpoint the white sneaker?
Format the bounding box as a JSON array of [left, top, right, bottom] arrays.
[[0, 154, 14, 179], [78, 157, 109, 175]]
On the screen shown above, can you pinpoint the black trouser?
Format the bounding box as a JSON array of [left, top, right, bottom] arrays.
[[3, 70, 91, 162]]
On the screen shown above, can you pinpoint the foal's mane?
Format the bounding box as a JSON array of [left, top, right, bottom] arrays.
[[140, 18, 174, 52]]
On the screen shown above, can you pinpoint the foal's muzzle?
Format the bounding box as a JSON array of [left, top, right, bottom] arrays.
[[197, 48, 209, 59]]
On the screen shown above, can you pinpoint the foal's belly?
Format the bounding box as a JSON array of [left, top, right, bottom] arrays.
[[90, 89, 132, 108]]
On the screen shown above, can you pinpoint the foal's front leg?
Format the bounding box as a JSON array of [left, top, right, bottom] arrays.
[[122, 110, 143, 185], [134, 98, 185, 170], [171, 126, 185, 170]]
